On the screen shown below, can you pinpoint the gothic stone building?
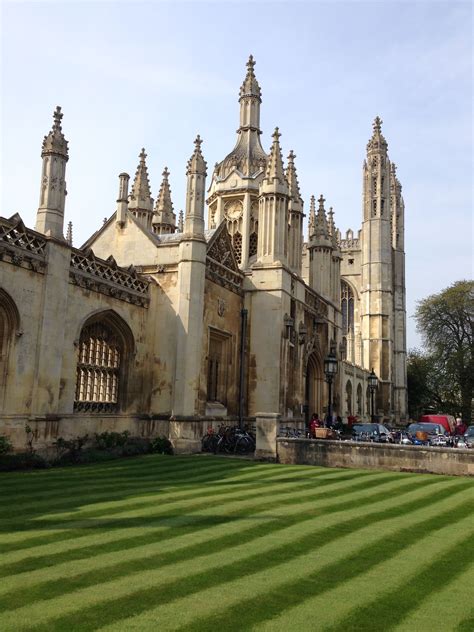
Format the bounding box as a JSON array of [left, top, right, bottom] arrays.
[[0, 57, 407, 451]]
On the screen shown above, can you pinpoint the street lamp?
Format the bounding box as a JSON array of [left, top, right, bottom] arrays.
[[368, 368, 378, 422], [324, 347, 338, 425]]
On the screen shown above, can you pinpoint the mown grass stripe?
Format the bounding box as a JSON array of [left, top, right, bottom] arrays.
[[0, 473, 433, 602], [1, 479, 469, 631], [0, 468, 380, 551], [322, 524, 474, 632], [2, 474, 383, 552], [0, 468, 385, 570]]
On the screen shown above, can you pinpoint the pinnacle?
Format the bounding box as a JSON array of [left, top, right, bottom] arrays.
[[318, 194, 326, 209], [154, 166, 174, 216], [187, 135, 207, 176], [129, 147, 153, 212], [264, 127, 285, 183], [286, 150, 302, 202]]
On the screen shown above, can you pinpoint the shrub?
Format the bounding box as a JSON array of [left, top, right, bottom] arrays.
[[52, 435, 89, 464], [150, 436, 174, 455], [94, 431, 130, 451], [0, 435, 12, 455], [0, 452, 50, 471]]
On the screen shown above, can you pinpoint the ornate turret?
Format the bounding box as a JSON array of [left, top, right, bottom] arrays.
[[185, 135, 207, 235], [152, 167, 176, 234], [214, 56, 268, 179], [286, 150, 304, 273], [128, 149, 154, 228], [257, 128, 289, 264], [35, 106, 69, 239]]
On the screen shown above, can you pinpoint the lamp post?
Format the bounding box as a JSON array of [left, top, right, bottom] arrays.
[[324, 347, 338, 425], [368, 368, 378, 422]]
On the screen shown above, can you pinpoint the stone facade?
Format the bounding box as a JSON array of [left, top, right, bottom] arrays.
[[0, 57, 407, 451]]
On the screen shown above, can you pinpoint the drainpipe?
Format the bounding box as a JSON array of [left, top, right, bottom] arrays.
[[238, 308, 248, 429]]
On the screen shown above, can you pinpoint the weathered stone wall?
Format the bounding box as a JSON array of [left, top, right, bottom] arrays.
[[277, 438, 474, 477]]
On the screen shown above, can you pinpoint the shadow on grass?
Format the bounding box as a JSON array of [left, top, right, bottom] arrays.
[[20, 480, 472, 632]]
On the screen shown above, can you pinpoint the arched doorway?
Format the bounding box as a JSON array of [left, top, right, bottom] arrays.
[[305, 352, 325, 423]]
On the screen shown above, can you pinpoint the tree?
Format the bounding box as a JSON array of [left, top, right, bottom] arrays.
[[414, 280, 474, 422]]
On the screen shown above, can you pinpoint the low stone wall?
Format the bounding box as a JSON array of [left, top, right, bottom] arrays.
[[277, 438, 474, 477], [0, 415, 255, 455]]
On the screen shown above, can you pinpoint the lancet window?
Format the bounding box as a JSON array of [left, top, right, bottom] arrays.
[[341, 281, 354, 360], [75, 321, 122, 413]]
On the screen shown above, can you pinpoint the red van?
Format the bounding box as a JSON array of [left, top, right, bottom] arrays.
[[419, 414, 456, 435]]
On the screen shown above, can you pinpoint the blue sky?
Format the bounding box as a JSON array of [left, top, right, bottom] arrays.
[[1, 1, 472, 349]]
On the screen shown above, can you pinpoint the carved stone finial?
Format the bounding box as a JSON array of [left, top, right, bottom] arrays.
[[240, 54, 261, 100], [373, 116, 383, 133], [318, 194, 326, 209], [186, 135, 207, 176], [41, 105, 69, 159], [153, 165, 175, 233], [178, 209, 184, 232], [66, 221, 73, 246]]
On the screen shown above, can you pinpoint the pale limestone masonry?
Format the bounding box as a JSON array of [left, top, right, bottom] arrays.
[[0, 57, 407, 452]]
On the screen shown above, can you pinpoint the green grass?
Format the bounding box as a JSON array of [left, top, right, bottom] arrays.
[[0, 455, 473, 631]]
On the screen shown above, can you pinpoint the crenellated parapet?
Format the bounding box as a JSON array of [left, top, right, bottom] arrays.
[[0, 214, 47, 273], [69, 249, 150, 307]]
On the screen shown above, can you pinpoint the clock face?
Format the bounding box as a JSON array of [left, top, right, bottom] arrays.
[[224, 199, 243, 220]]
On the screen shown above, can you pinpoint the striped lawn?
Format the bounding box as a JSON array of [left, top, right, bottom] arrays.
[[0, 455, 473, 632]]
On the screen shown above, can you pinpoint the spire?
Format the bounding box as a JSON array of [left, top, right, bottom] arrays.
[[286, 150, 302, 202], [152, 167, 176, 234], [264, 128, 286, 184], [66, 221, 73, 246], [215, 55, 266, 179], [128, 148, 153, 214], [240, 54, 261, 102], [41, 106, 69, 159], [308, 195, 316, 238], [186, 135, 207, 176], [366, 115, 388, 153]]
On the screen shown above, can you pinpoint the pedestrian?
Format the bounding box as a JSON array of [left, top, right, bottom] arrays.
[[310, 413, 320, 438]]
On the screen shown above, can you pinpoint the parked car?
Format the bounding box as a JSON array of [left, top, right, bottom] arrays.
[[407, 422, 450, 447], [419, 414, 455, 434], [352, 423, 393, 443], [463, 426, 474, 448]]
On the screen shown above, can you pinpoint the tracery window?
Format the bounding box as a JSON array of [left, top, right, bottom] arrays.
[[75, 322, 122, 413], [249, 231, 258, 258]]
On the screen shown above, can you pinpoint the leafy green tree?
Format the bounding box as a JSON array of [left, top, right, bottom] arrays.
[[414, 280, 474, 422]]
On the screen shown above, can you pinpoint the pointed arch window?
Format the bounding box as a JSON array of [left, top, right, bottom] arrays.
[[0, 289, 20, 408], [345, 380, 353, 415], [356, 383, 363, 415], [74, 315, 132, 413], [341, 281, 354, 336]]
